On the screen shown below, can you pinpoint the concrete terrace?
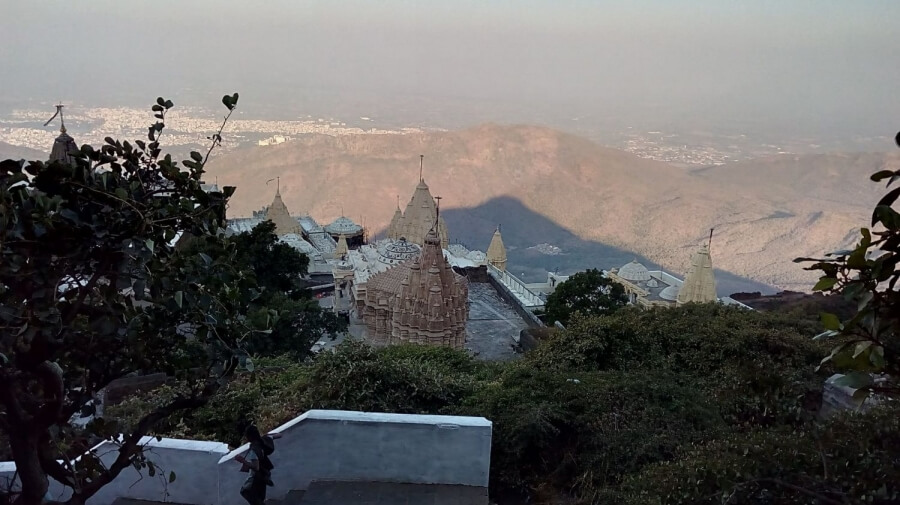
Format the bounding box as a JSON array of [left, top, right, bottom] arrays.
[[464, 283, 526, 361], [2, 411, 492, 505]]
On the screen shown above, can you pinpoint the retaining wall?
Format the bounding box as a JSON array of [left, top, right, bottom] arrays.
[[1, 411, 491, 505], [217, 410, 492, 505]]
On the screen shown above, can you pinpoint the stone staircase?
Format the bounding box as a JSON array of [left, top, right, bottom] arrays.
[[267, 481, 489, 505]]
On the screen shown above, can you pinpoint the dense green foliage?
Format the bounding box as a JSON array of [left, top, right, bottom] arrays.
[[538, 268, 628, 326], [0, 95, 251, 503], [612, 406, 900, 505], [110, 303, 900, 504], [0, 94, 340, 504], [187, 220, 346, 359]]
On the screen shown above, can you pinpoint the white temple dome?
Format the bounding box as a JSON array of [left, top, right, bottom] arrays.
[[324, 216, 363, 235], [448, 244, 470, 257], [659, 284, 680, 301], [377, 238, 421, 264], [466, 250, 486, 262], [646, 278, 659, 288], [618, 260, 651, 282]]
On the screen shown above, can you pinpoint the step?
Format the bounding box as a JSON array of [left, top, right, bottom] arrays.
[[296, 481, 489, 505], [266, 489, 306, 505]]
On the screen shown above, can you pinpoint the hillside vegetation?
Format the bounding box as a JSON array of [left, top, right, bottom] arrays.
[[112, 304, 900, 504], [207, 124, 898, 291]]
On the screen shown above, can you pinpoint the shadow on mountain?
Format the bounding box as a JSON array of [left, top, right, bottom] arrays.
[[435, 196, 777, 297]]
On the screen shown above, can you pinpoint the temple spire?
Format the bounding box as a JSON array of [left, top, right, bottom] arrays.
[[44, 103, 66, 132], [46, 103, 78, 164], [267, 177, 281, 196], [487, 225, 508, 271]]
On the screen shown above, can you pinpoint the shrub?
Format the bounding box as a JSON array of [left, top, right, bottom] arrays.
[[612, 404, 900, 505]]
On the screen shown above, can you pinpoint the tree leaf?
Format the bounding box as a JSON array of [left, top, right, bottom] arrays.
[[869, 345, 886, 369], [813, 329, 839, 341], [873, 205, 900, 230], [852, 340, 872, 359], [870, 169, 896, 182], [820, 312, 841, 331], [812, 276, 837, 291], [832, 371, 873, 389], [174, 291, 183, 308], [873, 187, 900, 220]]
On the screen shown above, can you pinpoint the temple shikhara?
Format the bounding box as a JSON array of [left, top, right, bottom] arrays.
[[363, 227, 468, 348], [604, 238, 746, 309]]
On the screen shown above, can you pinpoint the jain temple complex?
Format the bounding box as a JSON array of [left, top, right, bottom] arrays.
[[224, 158, 749, 357]]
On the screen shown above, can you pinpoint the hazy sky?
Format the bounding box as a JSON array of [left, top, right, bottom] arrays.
[[2, 0, 898, 137]]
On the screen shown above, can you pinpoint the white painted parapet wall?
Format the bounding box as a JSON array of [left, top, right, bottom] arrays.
[[1, 438, 229, 504], [1, 410, 492, 505], [217, 410, 492, 505], [487, 264, 545, 309]]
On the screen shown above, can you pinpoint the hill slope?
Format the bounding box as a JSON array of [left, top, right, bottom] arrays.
[[0, 141, 46, 161], [207, 124, 895, 291]]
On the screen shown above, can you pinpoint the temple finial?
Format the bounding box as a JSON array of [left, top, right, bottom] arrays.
[[708, 227, 714, 252], [419, 154, 424, 182], [266, 176, 281, 196], [44, 103, 66, 132], [434, 195, 442, 229]]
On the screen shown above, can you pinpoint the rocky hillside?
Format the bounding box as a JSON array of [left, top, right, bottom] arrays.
[[0, 141, 45, 161], [206, 124, 897, 291]]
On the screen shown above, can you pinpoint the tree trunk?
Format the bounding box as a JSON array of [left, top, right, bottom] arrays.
[[8, 428, 49, 505]]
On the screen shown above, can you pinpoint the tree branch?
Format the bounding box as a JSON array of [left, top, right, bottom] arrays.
[[754, 478, 847, 505], [71, 378, 225, 502], [202, 107, 236, 166]]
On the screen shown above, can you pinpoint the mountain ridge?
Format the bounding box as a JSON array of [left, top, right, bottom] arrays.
[[207, 124, 896, 291]]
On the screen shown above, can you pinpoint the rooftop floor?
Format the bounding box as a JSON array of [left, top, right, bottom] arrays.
[[464, 282, 526, 361], [297, 481, 488, 505]]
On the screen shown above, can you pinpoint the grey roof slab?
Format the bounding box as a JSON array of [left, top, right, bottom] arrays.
[[297, 481, 489, 505]]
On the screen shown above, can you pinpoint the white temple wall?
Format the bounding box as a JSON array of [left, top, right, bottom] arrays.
[[88, 438, 229, 505], [217, 410, 492, 505], [2, 411, 491, 505], [0, 438, 227, 504]]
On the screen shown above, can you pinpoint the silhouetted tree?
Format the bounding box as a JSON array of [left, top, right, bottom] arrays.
[[0, 94, 264, 504], [539, 268, 628, 326]]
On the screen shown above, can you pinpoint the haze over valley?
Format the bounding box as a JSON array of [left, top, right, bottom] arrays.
[[2, 0, 898, 294]]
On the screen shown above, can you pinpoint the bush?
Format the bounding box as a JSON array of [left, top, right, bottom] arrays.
[[612, 404, 900, 505], [298, 341, 483, 415], [106, 307, 896, 505], [461, 364, 725, 502], [529, 304, 828, 427]]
